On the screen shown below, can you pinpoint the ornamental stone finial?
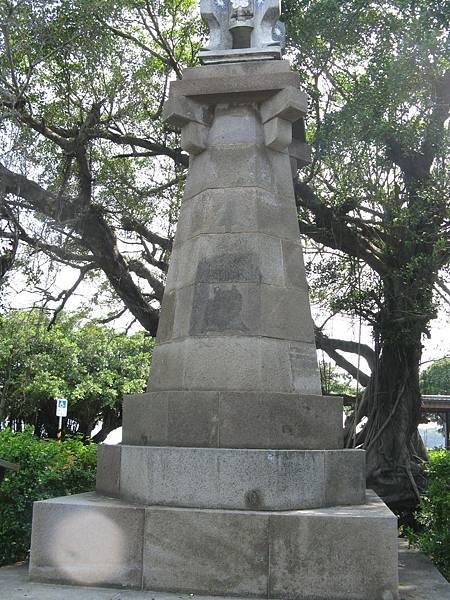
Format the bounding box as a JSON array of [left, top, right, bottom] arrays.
[[199, 0, 285, 64]]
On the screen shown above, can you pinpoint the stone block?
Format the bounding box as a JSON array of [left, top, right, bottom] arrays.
[[96, 444, 121, 497], [292, 117, 306, 141], [155, 288, 176, 342], [261, 86, 309, 124], [181, 121, 209, 155], [29, 493, 144, 588], [119, 446, 366, 510], [180, 335, 262, 391], [122, 390, 343, 449], [199, 46, 281, 64], [167, 391, 220, 447], [140, 492, 398, 599], [218, 391, 343, 449], [183, 143, 275, 200], [260, 284, 315, 343], [28, 492, 399, 599], [324, 448, 366, 506], [182, 60, 292, 80], [173, 187, 300, 247], [188, 282, 261, 337], [165, 232, 285, 292], [122, 391, 169, 445], [162, 94, 210, 128], [171, 60, 299, 100], [167, 282, 312, 342], [149, 334, 322, 394], [264, 117, 292, 151], [192, 233, 283, 287], [143, 507, 269, 596], [290, 155, 299, 177], [267, 145, 299, 204], [286, 339, 322, 394], [175, 188, 259, 244], [268, 491, 399, 600], [207, 104, 264, 146], [156, 284, 196, 343], [148, 339, 186, 390], [282, 238, 308, 289], [257, 337, 321, 395]]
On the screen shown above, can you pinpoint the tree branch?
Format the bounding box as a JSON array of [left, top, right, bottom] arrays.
[[1, 163, 160, 335], [88, 130, 189, 167], [122, 216, 172, 251], [315, 328, 376, 372], [315, 328, 373, 387], [295, 180, 388, 276]]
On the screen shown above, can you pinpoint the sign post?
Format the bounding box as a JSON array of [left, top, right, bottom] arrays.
[[55, 398, 68, 442]]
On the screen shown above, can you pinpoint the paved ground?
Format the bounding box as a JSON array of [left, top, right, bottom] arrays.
[[397, 539, 450, 599], [0, 540, 448, 600]]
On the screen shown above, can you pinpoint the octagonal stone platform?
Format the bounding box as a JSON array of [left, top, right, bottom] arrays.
[[29, 491, 399, 600], [97, 445, 366, 510], [122, 391, 344, 449]]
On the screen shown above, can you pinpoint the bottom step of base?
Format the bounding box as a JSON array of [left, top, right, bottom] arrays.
[[29, 490, 398, 600]]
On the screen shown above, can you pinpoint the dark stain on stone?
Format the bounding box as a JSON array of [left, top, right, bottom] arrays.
[[281, 423, 295, 436], [190, 285, 249, 334], [245, 489, 262, 509], [196, 252, 261, 283]]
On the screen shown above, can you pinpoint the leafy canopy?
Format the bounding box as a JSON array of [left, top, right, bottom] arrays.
[[0, 310, 153, 436], [420, 358, 450, 395]]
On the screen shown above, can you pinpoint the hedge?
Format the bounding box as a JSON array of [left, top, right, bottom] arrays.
[[0, 427, 97, 566], [405, 449, 450, 581]]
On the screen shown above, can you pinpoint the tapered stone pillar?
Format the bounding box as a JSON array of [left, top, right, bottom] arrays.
[[29, 7, 399, 600]]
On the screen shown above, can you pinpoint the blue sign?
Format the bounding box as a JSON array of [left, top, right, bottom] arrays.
[[56, 398, 68, 417]]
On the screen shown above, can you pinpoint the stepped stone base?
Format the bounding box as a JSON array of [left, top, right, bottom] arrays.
[[97, 445, 366, 510], [123, 391, 344, 449], [29, 491, 399, 600]]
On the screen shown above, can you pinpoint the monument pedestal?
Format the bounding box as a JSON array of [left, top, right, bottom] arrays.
[[29, 61, 399, 599], [30, 491, 397, 600]]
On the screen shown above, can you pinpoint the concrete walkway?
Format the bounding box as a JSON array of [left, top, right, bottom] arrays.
[[0, 540, 448, 600], [397, 539, 450, 599]]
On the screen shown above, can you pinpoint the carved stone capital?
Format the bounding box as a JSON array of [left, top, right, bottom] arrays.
[[263, 117, 292, 151], [163, 95, 211, 129], [181, 121, 210, 155], [260, 86, 308, 124]]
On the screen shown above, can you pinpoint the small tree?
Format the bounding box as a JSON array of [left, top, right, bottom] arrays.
[[421, 358, 450, 395], [0, 310, 153, 440], [285, 0, 450, 510]]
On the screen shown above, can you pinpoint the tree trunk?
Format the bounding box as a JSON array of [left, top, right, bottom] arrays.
[[346, 278, 430, 513], [92, 408, 122, 444]]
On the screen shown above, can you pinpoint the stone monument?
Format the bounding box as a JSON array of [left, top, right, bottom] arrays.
[[29, 2, 399, 598]]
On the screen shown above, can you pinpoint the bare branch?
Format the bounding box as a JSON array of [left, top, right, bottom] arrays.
[[47, 264, 94, 329], [315, 328, 374, 385]]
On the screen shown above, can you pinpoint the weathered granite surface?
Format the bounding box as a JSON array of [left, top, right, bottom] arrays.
[[6, 539, 449, 599], [122, 391, 344, 448], [30, 54, 399, 600], [29, 491, 399, 600]]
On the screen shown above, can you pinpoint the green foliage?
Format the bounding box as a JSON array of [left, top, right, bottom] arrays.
[[420, 358, 450, 395], [0, 427, 97, 566], [319, 361, 357, 397], [405, 449, 450, 581], [284, 0, 449, 339], [0, 310, 153, 437]]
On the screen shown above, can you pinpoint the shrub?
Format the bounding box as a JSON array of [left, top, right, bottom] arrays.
[[0, 427, 97, 566], [405, 449, 450, 581]]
